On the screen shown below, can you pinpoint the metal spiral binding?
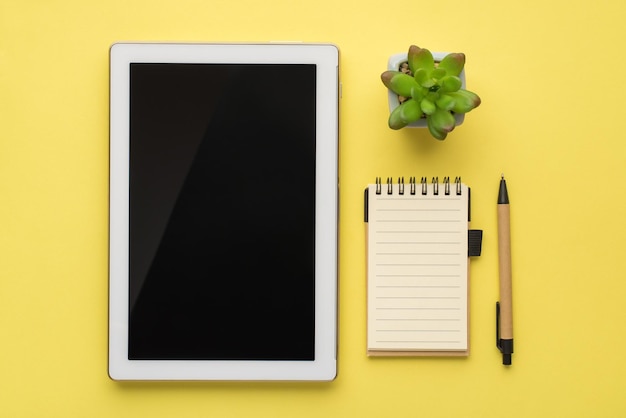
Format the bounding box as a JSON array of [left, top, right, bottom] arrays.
[[432, 177, 439, 195], [373, 176, 462, 195]]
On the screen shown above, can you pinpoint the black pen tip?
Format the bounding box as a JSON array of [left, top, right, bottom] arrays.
[[498, 176, 509, 204]]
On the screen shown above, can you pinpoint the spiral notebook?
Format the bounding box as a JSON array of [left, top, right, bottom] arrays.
[[364, 177, 482, 356]]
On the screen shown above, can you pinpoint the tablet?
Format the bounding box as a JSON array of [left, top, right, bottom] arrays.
[[108, 42, 339, 381]]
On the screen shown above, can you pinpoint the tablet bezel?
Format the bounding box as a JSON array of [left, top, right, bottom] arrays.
[[108, 42, 339, 381]]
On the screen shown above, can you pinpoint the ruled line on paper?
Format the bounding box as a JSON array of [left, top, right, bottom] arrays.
[[376, 318, 461, 321], [375, 307, 461, 310]]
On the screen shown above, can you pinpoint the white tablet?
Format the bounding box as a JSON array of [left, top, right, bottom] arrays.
[[108, 42, 339, 381]]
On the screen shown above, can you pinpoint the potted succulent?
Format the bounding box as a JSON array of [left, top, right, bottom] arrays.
[[381, 45, 481, 140]]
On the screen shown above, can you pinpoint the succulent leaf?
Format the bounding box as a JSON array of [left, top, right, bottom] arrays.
[[431, 68, 447, 80], [381, 71, 400, 88], [408, 45, 434, 74], [439, 75, 462, 93], [430, 108, 456, 133], [399, 99, 423, 123], [437, 53, 465, 77], [410, 86, 426, 103], [420, 98, 436, 115], [381, 71, 419, 97], [414, 68, 434, 88], [427, 116, 447, 140], [388, 104, 409, 130], [436, 94, 456, 111], [446, 89, 481, 113]]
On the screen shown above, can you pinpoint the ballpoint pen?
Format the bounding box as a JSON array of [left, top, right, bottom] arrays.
[[496, 175, 514, 365]]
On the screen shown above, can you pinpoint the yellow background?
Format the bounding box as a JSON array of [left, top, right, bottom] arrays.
[[2, 0, 626, 416]]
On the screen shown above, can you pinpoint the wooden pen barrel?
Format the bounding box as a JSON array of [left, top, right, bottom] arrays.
[[497, 204, 513, 340]]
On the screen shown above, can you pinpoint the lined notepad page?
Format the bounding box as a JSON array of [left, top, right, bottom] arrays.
[[367, 182, 469, 352]]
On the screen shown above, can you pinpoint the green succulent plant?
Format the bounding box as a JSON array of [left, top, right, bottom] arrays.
[[381, 45, 481, 140]]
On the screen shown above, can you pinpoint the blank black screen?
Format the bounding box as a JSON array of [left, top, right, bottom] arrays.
[[128, 63, 316, 360]]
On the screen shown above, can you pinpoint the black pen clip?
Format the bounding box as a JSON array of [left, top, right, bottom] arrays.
[[496, 302, 502, 351], [496, 302, 513, 365]]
